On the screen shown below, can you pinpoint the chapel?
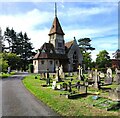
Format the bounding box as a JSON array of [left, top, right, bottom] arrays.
[[33, 4, 83, 73]]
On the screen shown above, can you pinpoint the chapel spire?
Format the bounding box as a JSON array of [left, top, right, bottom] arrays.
[[49, 3, 65, 54], [55, 2, 57, 17], [48, 3, 64, 36]]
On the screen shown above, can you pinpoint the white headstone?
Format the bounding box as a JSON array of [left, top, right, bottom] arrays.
[[59, 65, 63, 76], [52, 81, 56, 90], [99, 72, 105, 78], [107, 68, 112, 78]]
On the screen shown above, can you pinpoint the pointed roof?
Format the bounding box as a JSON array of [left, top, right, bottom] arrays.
[[48, 16, 65, 35], [33, 42, 67, 60]]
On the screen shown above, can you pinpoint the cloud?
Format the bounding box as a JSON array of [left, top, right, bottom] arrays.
[[0, 2, 118, 61], [0, 8, 53, 50]]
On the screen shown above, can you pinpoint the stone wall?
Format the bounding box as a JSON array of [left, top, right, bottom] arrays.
[[67, 40, 83, 71], [33, 59, 60, 73]]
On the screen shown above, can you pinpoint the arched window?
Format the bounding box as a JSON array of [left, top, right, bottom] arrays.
[[73, 51, 78, 71], [73, 51, 77, 63]]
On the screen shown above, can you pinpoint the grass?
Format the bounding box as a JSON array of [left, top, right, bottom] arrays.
[[0, 71, 16, 78], [22, 74, 120, 116]]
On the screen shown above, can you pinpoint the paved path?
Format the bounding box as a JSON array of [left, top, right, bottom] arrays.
[[2, 72, 59, 116]]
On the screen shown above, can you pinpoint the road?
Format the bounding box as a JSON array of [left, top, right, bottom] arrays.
[[2, 72, 59, 116]]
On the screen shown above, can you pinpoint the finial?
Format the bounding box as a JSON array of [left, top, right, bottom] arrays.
[[55, 2, 57, 17]]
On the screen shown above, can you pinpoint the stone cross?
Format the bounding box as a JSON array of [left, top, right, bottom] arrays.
[[94, 69, 100, 89], [80, 66, 83, 76], [78, 65, 81, 80]]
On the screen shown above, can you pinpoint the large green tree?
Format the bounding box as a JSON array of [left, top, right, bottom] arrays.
[[4, 27, 34, 71], [82, 52, 92, 69], [0, 58, 8, 72], [17, 32, 34, 70], [1, 52, 21, 70], [4, 27, 17, 52], [78, 38, 95, 69], [96, 50, 111, 68], [78, 38, 95, 52]]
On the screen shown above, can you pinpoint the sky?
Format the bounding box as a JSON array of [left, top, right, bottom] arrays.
[[0, 1, 119, 61]]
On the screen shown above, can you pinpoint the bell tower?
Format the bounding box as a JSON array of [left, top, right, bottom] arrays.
[[48, 3, 65, 54]]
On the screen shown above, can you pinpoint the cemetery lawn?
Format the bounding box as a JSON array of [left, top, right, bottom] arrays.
[[22, 74, 119, 116], [0, 72, 16, 78]]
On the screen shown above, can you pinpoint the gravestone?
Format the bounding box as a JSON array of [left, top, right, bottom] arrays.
[[109, 86, 120, 101], [104, 72, 112, 85], [46, 78, 50, 85], [88, 67, 93, 80], [93, 69, 100, 89], [55, 66, 61, 82], [114, 69, 120, 84], [99, 72, 105, 78], [107, 67, 112, 78], [7, 67, 11, 74], [52, 81, 57, 90], [59, 65, 63, 76], [57, 84, 62, 90], [78, 65, 83, 80], [41, 73, 46, 79], [75, 81, 80, 91], [79, 85, 87, 94], [46, 69, 49, 79], [70, 72, 73, 77], [68, 82, 72, 92], [62, 83, 67, 91], [62, 72, 65, 79]]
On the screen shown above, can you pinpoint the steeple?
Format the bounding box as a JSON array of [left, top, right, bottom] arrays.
[[48, 17, 65, 35], [48, 3, 65, 54], [55, 2, 57, 17], [48, 3, 64, 36]]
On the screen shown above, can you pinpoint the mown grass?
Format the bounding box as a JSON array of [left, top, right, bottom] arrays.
[[0, 71, 16, 78], [22, 74, 119, 116]]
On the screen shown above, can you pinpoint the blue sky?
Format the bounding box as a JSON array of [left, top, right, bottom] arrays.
[[0, 1, 119, 60]]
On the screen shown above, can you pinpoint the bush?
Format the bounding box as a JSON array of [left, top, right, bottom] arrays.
[[29, 64, 34, 73]]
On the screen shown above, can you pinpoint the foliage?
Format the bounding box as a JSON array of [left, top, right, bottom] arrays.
[[78, 38, 95, 69], [0, 58, 8, 72], [96, 50, 111, 68], [0, 52, 21, 70], [78, 38, 95, 52], [82, 52, 92, 69], [0, 71, 16, 78], [3, 27, 34, 71]]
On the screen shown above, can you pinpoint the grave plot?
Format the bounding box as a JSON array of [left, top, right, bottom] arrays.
[[23, 74, 120, 116]]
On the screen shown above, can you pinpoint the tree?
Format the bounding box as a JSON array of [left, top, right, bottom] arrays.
[[1, 52, 21, 70], [96, 50, 111, 68], [3, 27, 34, 71], [78, 38, 95, 52], [82, 52, 92, 69], [0, 58, 8, 72], [78, 37, 95, 69], [17, 32, 34, 71], [4, 27, 16, 52]]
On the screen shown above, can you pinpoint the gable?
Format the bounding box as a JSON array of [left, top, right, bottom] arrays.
[[67, 40, 83, 63]]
